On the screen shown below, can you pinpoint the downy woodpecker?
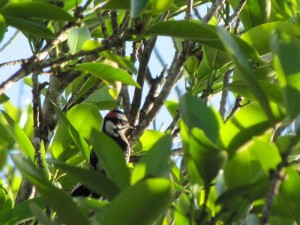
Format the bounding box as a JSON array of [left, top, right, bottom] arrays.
[[71, 110, 131, 197]]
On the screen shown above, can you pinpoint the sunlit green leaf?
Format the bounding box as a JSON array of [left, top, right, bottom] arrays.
[[219, 102, 284, 156], [54, 105, 90, 162], [75, 62, 140, 88], [51, 103, 102, 159], [103, 178, 173, 225], [1, 110, 35, 161], [131, 135, 172, 184], [68, 26, 91, 54], [271, 30, 300, 121], [275, 168, 300, 224], [148, 0, 173, 14], [0, 14, 6, 41], [241, 22, 300, 55]]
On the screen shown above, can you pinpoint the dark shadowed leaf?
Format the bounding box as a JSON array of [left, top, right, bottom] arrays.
[[271, 30, 300, 121], [227, 0, 270, 30], [227, 80, 283, 104], [180, 93, 223, 143], [103, 178, 173, 225], [4, 16, 55, 38], [217, 27, 275, 125], [0, 197, 45, 225], [147, 20, 261, 61], [130, 0, 150, 18], [189, 128, 227, 187], [1, 2, 74, 21], [90, 129, 130, 189], [11, 155, 89, 225], [51, 160, 120, 200]]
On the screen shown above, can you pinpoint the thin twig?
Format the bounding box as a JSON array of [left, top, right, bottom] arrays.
[[165, 112, 181, 135], [225, 0, 247, 29], [32, 72, 44, 170], [0, 59, 24, 68], [0, 30, 19, 52], [97, 9, 109, 39], [224, 95, 243, 122], [202, 0, 226, 23], [129, 37, 157, 125], [219, 69, 232, 119], [139, 67, 166, 123]]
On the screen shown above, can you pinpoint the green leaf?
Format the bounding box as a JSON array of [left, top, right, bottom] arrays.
[[271, 30, 300, 121], [0, 0, 9, 10], [68, 26, 91, 54], [147, 20, 261, 61], [148, 0, 173, 14], [103, 178, 173, 225], [51, 103, 102, 159], [90, 129, 130, 189], [1, 110, 35, 161], [30, 204, 59, 225], [0, 93, 9, 104], [219, 102, 284, 156], [75, 62, 140, 88], [4, 15, 55, 38], [139, 130, 165, 152], [51, 160, 120, 200], [103, 0, 130, 9], [11, 155, 89, 225], [0, 197, 45, 225], [227, 80, 283, 105], [180, 93, 223, 143], [1, 2, 74, 21], [100, 51, 137, 74], [241, 22, 300, 55], [165, 100, 179, 117], [275, 168, 300, 224], [131, 134, 172, 184], [130, 0, 150, 18], [0, 14, 6, 41], [224, 145, 265, 189], [227, 0, 270, 30], [203, 45, 231, 69], [217, 27, 276, 125], [54, 105, 90, 162], [0, 186, 12, 213], [189, 128, 227, 186]]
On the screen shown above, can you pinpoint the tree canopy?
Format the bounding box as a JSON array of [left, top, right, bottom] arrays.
[[0, 0, 300, 224]]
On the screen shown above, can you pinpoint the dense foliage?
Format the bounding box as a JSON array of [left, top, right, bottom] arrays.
[[0, 0, 299, 224]]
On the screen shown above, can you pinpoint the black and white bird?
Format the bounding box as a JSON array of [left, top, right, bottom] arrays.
[[71, 109, 131, 197]]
